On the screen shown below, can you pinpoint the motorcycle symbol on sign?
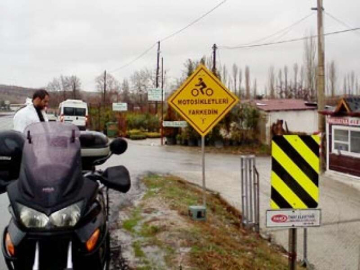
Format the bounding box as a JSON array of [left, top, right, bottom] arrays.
[[191, 78, 214, 97]]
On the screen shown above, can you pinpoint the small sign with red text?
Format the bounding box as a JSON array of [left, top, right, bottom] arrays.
[[266, 209, 321, 228]]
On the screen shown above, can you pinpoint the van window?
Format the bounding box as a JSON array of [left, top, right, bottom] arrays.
[[64, 107, 74, 116], [75, 108, 86, 116], [63, 107, 86, 116]]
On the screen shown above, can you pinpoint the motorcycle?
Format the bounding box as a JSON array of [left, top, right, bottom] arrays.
[[0, 122, 131, 270]]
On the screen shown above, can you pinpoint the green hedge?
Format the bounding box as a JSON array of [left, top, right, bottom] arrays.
[[130, 134, 147, 140], [146, 132, 161, 138], [127, 129, 144, 137], [126, 113, 160, 132]]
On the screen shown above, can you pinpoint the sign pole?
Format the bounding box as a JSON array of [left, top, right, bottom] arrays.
[[289, 228, 297, 270], [303, 228, 308, 266], [202, 135, 206, 206]]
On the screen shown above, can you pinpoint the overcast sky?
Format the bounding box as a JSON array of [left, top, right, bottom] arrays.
[[1, 0, 359, 95]]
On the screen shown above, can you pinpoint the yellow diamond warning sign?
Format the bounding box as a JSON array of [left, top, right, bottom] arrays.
[[168, 64, 239, 136]]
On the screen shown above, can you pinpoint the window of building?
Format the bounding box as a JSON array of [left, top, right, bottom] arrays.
[[332, 125, 360, 157]]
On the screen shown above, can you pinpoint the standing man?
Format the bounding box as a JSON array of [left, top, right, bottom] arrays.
[[13, 89, 50, 133]]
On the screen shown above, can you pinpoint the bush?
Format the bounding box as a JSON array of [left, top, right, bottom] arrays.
[[127, 129, 143, 138], [126, 113, 160, 132], [126, 113, 147, 130], [130, 134, 147, 140], [146, 132, 161, 138], [88, 105, 117, 132]]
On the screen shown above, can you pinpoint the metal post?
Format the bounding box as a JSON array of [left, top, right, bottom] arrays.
[[249, 156, 254, 226], [289, 228, 297, 270], [202, 136, 206, 206], [155, 41, 160, 113], [244, 157, 249, 227], [161, 57, 164, 146], [254, 165, 260, 233], [302, 228, 309, 267], [241, 157, 245, 227]]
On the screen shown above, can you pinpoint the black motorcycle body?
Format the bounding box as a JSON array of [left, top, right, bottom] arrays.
[[0, 122, 130, 270]]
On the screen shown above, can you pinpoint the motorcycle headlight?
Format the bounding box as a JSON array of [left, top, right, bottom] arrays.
[[49, 201, 83, 227], [18, 204, 49, 228]]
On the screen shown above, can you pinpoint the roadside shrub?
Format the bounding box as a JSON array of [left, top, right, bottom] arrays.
[[126, 113, 160, 132], [146, 132, 161, 138], [88, 105, 117, 132], [130, 134, 147, 140], [146, 114, 160, 132], [126, 113, 147, 130], [127, 129, 144, 137]]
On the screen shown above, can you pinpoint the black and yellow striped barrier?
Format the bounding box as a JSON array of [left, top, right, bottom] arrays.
[[271, 135, 320, 209]]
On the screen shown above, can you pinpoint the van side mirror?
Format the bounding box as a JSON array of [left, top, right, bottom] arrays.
[[110, 138, 127, 155]]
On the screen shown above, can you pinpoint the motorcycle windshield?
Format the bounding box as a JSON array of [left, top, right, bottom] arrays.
[[19, 122, 83, 208]]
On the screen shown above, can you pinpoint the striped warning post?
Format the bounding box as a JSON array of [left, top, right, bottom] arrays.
[[270, 135, 320, 209]]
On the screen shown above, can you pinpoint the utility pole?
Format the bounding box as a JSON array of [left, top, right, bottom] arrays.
[[161, 57, 164, 146], [212, 44, 218, 76], [155, 41, 161, 113], [313, 0, 326, 172], [103, 70, 107, 105]]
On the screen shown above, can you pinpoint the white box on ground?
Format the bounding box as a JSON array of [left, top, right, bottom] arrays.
[[266, 209, 321, 228], [163, 121, 188, 128], [112, 103, 128, 112]]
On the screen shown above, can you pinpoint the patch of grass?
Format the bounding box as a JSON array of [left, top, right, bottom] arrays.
[[133, 241, 146, 258], [122, 208, 141, 233], [140, 224, 160, 237]]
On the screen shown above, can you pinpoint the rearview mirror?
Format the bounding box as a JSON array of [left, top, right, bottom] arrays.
[[110, 138, 127, 155], [102, 166, 131, 193]]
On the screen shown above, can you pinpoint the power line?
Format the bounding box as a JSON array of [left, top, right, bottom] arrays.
[[160, 0, 228, 42], [83, 0, 228, 86], [81, 43, 157, 87], [234, 13, 314, 46], [325, 11, 360, 39], [109, 43, 157, 73], [219, 27, 360, 50]]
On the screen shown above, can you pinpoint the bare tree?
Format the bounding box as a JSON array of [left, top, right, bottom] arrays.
[[328, 61, 337, 97], [238, 68, 243, 98], [46, 75, 74, 103], [121, 79, 131, 103], [222, 65, 228, 86], [303, 33, 317, 100], [293, 63, 299, 98], [245, 66, 250, 99], [277, 69, 283, 98], [343, 77, 348, 95], [68, 75, 81, 99], [268, 66, 276, 99], [299, 65, 305, 90], [227, 75, 233, 91], [284, 65, 289, 98], [350, 71, 356, 95], [130, 68, 155, 103], [253, 79, 257, 98], [232, 64, 238, 96], [96, 72, 120, 104]]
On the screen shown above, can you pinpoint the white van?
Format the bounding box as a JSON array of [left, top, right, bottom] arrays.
[[58, 99, 88, 130]]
